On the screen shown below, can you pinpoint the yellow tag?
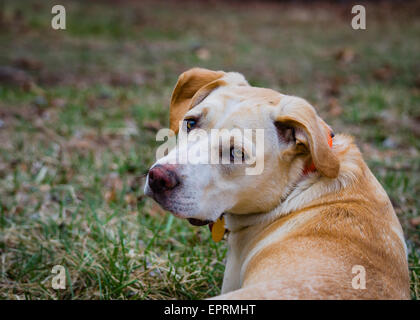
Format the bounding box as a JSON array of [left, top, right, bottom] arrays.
[[211, 216, 225, 242]]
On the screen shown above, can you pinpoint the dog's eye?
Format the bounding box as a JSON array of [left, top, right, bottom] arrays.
[[185, 119, 197, 133], [230, 147, 245, 162]]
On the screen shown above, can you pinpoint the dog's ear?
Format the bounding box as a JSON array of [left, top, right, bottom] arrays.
[[169, 68, 226, 133], [275, 97, 340, 178]]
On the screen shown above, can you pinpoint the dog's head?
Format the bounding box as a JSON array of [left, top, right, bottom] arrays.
[[144, 68, 339, 225]]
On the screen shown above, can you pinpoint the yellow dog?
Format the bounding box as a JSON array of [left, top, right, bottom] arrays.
[[144, 68, 410, 299]]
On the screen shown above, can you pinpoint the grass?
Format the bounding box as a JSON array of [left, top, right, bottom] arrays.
[[0, 0, 419, 299]]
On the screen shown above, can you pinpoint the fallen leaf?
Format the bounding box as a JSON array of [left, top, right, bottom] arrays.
[[38, 71, 64, 86], [105, 189, 117, 203], [0, 66, 33, 90], [13, 57, 43, 71], [407, 118, 420, 137], [130, 175, 145, 191], [137, 194, 146, 202], [410, 216, 420, 227], [50, 98, 67, 108], [39, 184, 51, 192], [414, 74, 420, 89], [14, 205, 24, 215], [327, 97, 343, 116], [324, 76, 346, 97], [373, 64, 394, 81], [67, 138, 95, 150], [105, 172, 124, 191], [334, 48, 356, 64], [196, 47, 211, 61], [124, 193, 137, 206], [143, 120, 162, 132], [110, 72, 145, 87]]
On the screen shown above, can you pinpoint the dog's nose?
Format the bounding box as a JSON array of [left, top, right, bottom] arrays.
[[148, 164, 179, 194]]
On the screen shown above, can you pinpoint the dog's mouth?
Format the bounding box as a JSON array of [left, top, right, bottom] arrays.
[[187, 218, 211, 226], [147, 192, 221, 229], [187, 213, 224, 232], [188, 218, 216, 233]]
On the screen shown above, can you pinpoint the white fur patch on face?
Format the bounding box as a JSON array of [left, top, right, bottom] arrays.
[[145, 133, 239, 221]]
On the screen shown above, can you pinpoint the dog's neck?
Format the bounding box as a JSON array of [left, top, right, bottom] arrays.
[[225, 134, 355, 233], [225, 170, 323, 233]]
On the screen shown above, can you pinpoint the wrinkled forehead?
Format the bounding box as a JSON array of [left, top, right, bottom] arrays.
[[188, 85, 284, 129]]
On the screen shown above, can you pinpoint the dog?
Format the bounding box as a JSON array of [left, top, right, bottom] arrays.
[[144, 68, 410, 299]]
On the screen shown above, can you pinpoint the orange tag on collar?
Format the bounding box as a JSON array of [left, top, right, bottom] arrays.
[[211, 216, 225, 242]]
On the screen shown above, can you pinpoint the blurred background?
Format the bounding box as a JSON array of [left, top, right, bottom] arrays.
[[0, 0, 419, 299]]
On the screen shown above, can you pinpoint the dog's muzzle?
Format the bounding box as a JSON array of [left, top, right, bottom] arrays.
[[146, 164, 213, 227]]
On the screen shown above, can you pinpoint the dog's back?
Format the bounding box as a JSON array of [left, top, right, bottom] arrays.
[[218, 135, 410, 299]]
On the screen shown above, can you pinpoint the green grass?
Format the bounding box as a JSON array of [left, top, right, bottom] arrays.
[[0, 0, 419, 299]]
